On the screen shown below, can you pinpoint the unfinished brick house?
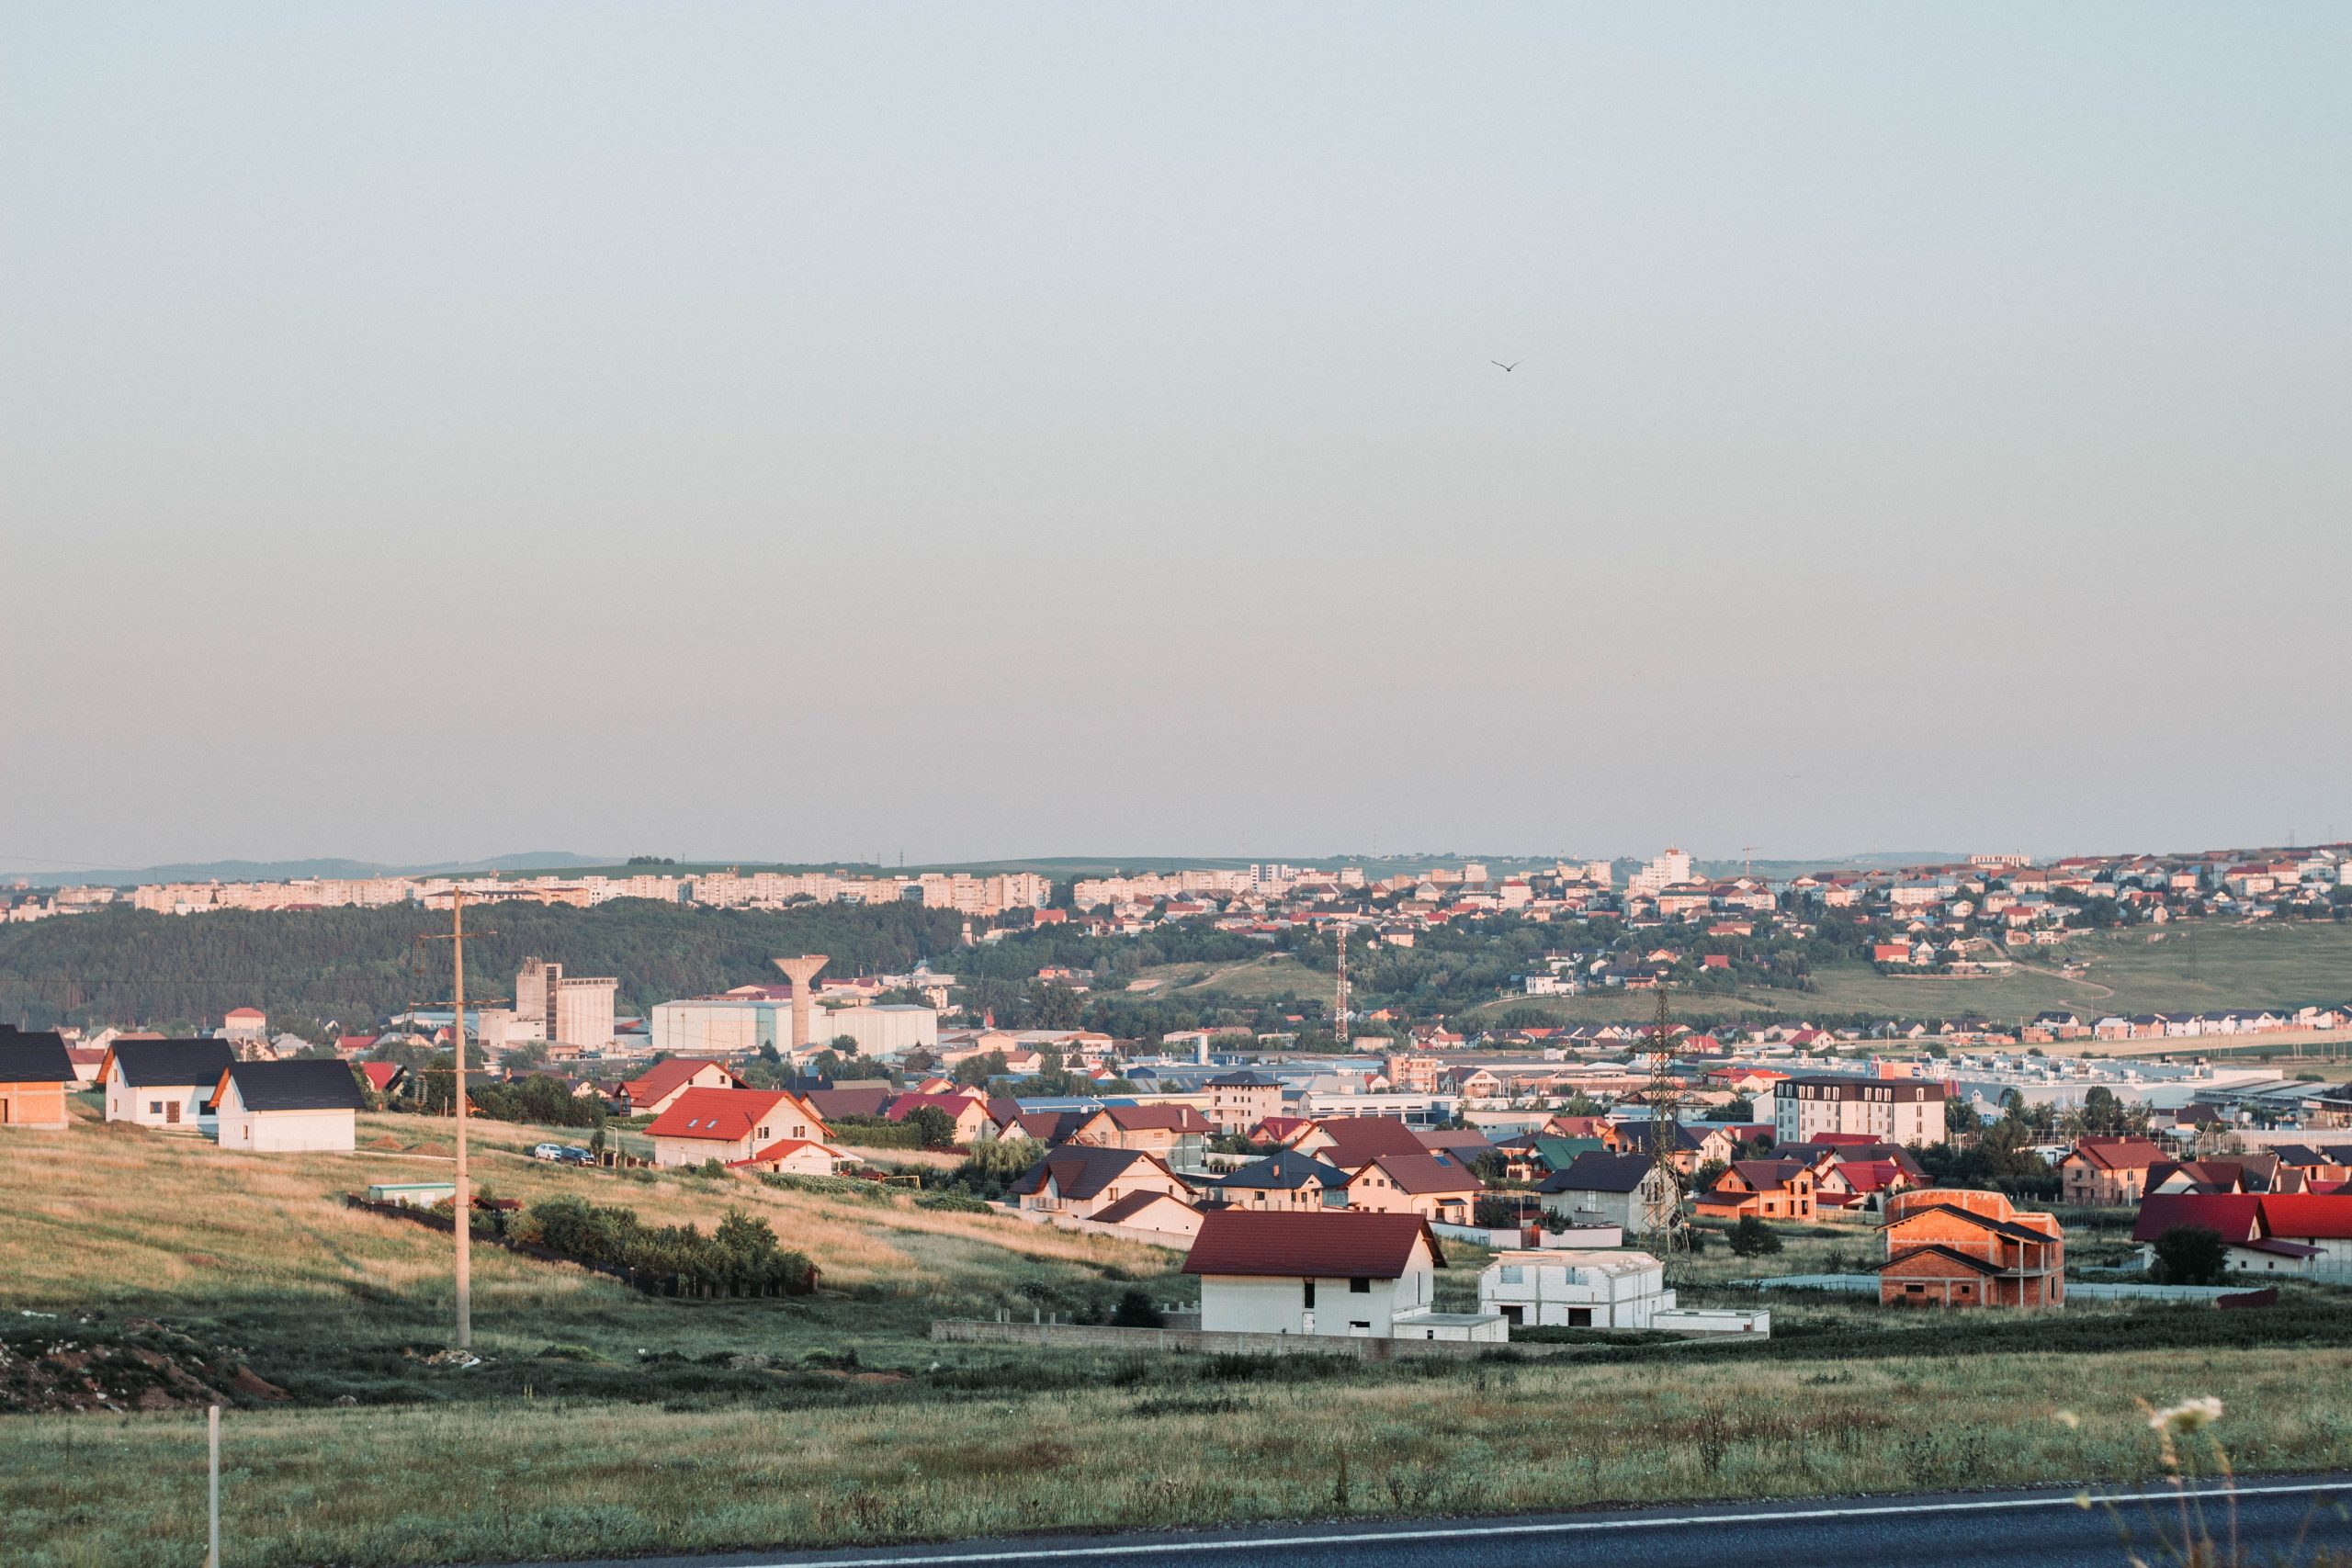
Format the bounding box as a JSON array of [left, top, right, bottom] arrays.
[[1878, 1188, 2065, 1308]]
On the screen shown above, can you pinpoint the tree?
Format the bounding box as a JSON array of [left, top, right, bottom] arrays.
[[1946, 1098, 1983, 1138], [906, 1105, 958, 1150], [953, 1050, 1010, 1089], [2152, 1225, 2228, 1286], [1108, 1288, 1163, 1328], [1726, 1215, 1782, 1257]]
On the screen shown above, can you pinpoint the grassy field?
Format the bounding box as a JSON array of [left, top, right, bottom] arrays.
[[1128, 953, 1328, 1002], [8, 1100, 2352, 1567]]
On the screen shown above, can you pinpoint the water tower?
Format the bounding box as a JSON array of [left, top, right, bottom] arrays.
[[774, 954, 829, 1054]]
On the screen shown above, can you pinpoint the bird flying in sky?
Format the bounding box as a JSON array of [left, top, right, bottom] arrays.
[[1491, 359, 1521, 371]]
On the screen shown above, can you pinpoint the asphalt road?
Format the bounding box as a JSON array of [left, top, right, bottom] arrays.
[[532, 1475, 2352, 1568]]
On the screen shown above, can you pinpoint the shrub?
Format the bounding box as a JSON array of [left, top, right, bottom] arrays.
[[915, 1191, 992, 1214], [510, 1195, 817, 1295], [1726, 1216, 1782, 1257], [906, 1105, 958, 1150], [2152, 1224, 2228, 1286], [1109, 1289, 1165, 1328]]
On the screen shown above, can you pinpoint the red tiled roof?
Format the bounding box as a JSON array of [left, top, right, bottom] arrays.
[[2132, 1192, 2261, 1244], [1351, 1152, 1481, 1195], [1089, 1190, 1193, 1225], [2257, 1193, 2352, 1242], [623, 1058, 741, 1102], [645, 1088, 802, 1143], [1182, 1209, 1443, 1280], [1315, 1116, 1430, 1164], [2068, 1137, 2167, 1172], [1106, 1104, 1211, 1134], [885, 1092, 986, 1122], [358, 1063, 403, 1092], [730, 1137, 837, 1168]]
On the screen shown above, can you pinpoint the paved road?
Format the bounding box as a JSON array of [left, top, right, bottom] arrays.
[[533, 1475, 2352, 1568]]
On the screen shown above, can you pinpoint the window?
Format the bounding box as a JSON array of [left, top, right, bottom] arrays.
[[148, 1101, 163, 1116], [1302, 1281, 1317, 1308], [1499, 1266, 1524, 1285], [1350, 1277, 1371, 1294]]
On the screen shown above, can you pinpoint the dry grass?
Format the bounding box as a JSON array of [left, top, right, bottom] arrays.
[[5, 1347, 2348, 1566], [4, 1102, 1172, 1315]]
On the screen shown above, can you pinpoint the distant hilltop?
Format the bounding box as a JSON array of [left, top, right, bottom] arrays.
[[0, 851, 613, 888]]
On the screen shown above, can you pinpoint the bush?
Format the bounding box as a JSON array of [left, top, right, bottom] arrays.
[[823, 1116, 925, 1149], [510, 1195, 817, 1295], [1726, 1216, 1782, 1257], [1109, 1289, 1165, 1328], [2152, 1224, 2228, 1286], [914, 1191, 992, 1214], [906, 1105, 959, 1150], [947, 1136, 1045, 1199]]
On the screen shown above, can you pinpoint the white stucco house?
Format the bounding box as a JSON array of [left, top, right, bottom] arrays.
[[1182, 1208, 1505, 1342], [103, 1038, 237, 1132], [211, 1060, 368, 1153], [1479, 1249, 1674, 1328]]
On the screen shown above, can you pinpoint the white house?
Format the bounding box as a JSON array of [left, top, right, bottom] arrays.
[[211, 1060, 368, 1153], [1479, 1249, 1673, 1328], [1181, 1208, 1505, 1342], [103, 1038, 237, 1131]]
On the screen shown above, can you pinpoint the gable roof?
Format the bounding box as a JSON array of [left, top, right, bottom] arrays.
[[1878, 1243, 2003, 1277], [107, 1038, 237, 1089], [2256, 1193, 2352, 1242], [357, 1062, 405, 1093], [1313, 1116, 1429, 1165], [622, 1058, 743, 1103], [1538, 1151, 1658, 1195], [645, 1088, 803, 1143], [1351, 1151, 1482, 1196], [804, 1087, 893, 1122], [1219, 1149, 1349, 1192], [1182, 1209, 1443, 1280], [219, 1060, 368, 1113], [1104, 1103, 1211, 1134], [1008, 1145, 1171, 1202], [2132, 1192, 2262, 1244], [886, 1091, 989, 1122], [0, 1032, 76, 1085], [2066, 1137, 2168, 1172], [1089, 1190, 1195, 1225], [1207, 1071, 1282, 1088]]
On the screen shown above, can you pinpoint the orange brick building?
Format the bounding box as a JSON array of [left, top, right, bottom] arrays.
[[0, 1031, 77, 1130], [1879, 1189, 2064, 1308], [1693, 1159, 1815, 1222]]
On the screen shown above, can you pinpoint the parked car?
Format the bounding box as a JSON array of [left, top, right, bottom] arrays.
[[531, 1142, 568, 1161], [554, 1145, 595, 1166]]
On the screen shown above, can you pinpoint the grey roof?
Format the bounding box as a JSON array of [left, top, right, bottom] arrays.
[[1007, 1145, 1165, 1202], [0, 1032, 75, 1084], [1220, 1149, 1349, 1192], [108, 1038, 237, 1089], [1538, 1151, 1658, 1195], [1208, 1071, 1283, 1088], [221, 1060, 368, 1113]]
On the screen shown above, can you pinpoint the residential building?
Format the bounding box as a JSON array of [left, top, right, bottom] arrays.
[[642, 1088, 830, 1168], [1693, 1159, 1816, 1222], [1215, 1150, 1351, 1212], [1878, 1189, 2064, 1307], [210, 1061, 368, 1153], [0, 1031, 75, 1129], [1773, 1075, 1948, 1147], [1537, 1151, 1679, 1235], [1340, 1151, 1483, 1224], [2059, 1137, 2170, 1207], [102, 1038, 236, 1131], [1479, 1249, 1673, 1329], [1182, 1208, 1503, 1341], [1008, 1146, 1191, 1215], [619, 1058, 747, 1117], [1205, 1071, 1284, 1134]]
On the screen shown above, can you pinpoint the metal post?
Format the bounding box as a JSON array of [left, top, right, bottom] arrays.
[[207, 1404, 220, 1568], [453, 892, 471, 1349]]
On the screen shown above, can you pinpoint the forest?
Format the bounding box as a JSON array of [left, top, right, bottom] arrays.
[[0, 900, 961, 1034]]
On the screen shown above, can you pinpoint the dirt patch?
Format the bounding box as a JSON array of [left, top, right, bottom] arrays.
[[0, 1315, 290, 1415]]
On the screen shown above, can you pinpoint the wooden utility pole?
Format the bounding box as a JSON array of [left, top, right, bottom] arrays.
[[452, 889, 471, 1349]]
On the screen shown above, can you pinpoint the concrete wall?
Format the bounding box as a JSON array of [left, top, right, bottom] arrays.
[[932, 1318, 1529, 1360]]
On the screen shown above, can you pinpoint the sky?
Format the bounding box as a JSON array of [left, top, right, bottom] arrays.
[[5, 4, 2349, 873]]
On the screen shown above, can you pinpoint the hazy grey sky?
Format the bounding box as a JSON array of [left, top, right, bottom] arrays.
[[6, 4, 2348, 871]]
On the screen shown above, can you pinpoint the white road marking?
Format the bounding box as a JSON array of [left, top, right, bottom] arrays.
[[752, 1481, 2344, 1568]]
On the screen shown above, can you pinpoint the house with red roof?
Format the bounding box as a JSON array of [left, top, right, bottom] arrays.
[[619, 1058, 748, 1117], [1182, 1208, 1503, 1341], [1694, 1159, 1816, 1222], [2060, 1136, 2170, 1207], [357, 1061, 407, 1097], [1340, 1151, 1483, 1225], [644, 1088, 829, 1168], [2134, 1191, 2352, 1280], [884, 1092, 1000, 1145]]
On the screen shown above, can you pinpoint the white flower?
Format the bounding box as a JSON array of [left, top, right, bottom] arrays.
[[2147, 1397, 2223, 1433]]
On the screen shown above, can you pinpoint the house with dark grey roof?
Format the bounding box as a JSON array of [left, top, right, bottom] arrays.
[[0, 1029, 76, 1130], [1536, 1150, 1678, 1235], [1007, 1145, 1190, 1214], [102, 1038, 237, 1131], [212, 1060, 368, 1153], [1215, 1149, 1350, 1213], [1181, 1208, 1503, 1342]]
